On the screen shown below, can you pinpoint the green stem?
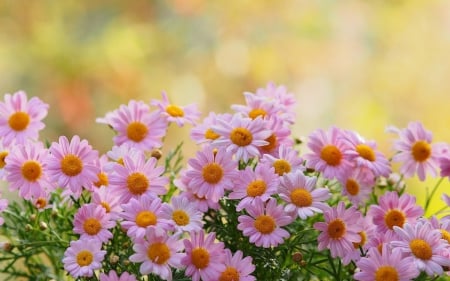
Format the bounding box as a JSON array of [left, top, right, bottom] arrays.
[[424, 177, 444, 213]]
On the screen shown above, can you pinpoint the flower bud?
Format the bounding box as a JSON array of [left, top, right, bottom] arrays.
[[109, 254, 119, 264], [292, 252, 303, 263], [150, 149, 163, 160], [25, 224, 33, 231], [39, 221, 48, 231], [29, 214, 37, 222], [0, 242, 13, 252]]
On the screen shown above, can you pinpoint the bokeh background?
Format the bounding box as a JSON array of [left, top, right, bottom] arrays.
[[0, 0, 449, 214]]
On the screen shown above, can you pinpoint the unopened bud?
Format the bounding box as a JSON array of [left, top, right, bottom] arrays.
[[150, 149, 163, 160], [123, 259, 131, 266], [39, 221, 48, 230], [292, 252, 303, 263], [109, 254, 119, 264], [29, 214, 37, 222], [1, 242, 13, 252], [25, 224, 33, 231], [51, 209, 58, 218]]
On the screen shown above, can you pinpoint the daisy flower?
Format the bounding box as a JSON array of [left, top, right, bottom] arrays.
[[151, 91, 201, 127], [0, 140, 10, 180], [237, 197, 292, 248], [182, 230, 226, 281], [257, 117, 293, 156], [96, 100, 168, 150], [313, 201, 363, 258], [439, 153, 450, 180], [91, 186, 122, 221], [211, 113, 271, 162], [391, 221, 450, 276], [218, 249, 256, 281], [304, 127, 353, 180], [231, 91, 281, 121], [388, 121, 444, 181], [99, 270, 137, 281], [5, 141, 54, 200], [337, 166, 375, 207], [31, 190, 53, 212], [73, 203, 115, 243], [108, 151, 168, 204], [279, 170, 330, 220], [185, 145, 238, 203], [190, 112, 232, 145], [102, 144, 140, 173], [259, 144, 305, 177], [0, 91, 48, 146], [354, 244, 419, 281], [90, 154, 110, 189], [62, 238, 106, 278], [160, 195, 204, 233], [368, 191, 423, 234], [120, 193, 172, 240], [129, 227, 184, 281], [342, 215, 375, 265], [47, 135, 99, 197]]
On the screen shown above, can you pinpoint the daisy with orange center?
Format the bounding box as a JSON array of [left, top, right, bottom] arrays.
[[91, 186, 122, 221], [218, 249, 256, 281], [151, 91, 201, 127], [337, 166, 375, 207], [259, 144, 305, 177], [99, 270, 137, 281], [160, 195, 204, 233], [190, 112, 232, 144], [62, 238, 106, 278], [73, 203, 115, 243]]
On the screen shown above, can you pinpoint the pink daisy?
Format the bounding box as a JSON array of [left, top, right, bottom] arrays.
[[150, 91, 201, 127], [62, 238, 106, 278], [178, 189, 220, 213], [337, 166, 375, 207], [190, 112, 232, 145], [47, 135, 99, 197], [96, 100, 168, 150], [231, 91, 281, 121], [73, 203, 115, 243], [341, 214, 375, 265], [129, 227, 184, 281], [211, 114, 271, 162], [91, 186, 122, 221], [439, 153, 450, 180], [103, 144, 140, 173], [257, 117, 293, 156], [218, 249, 256, 281], [90, 154, 110, 189], [120, 193, 172, 240], [108, 151, 168, 204], [313, 201, 363, 258], [391, 221, 450, 276], [0, 91, 49, 146], [368, 191, 423, 234], [304, 127, 353, 180], [5, 141, 54, 200], [182, 230, 226, 281], [237, 197, 292, 248], [279, 170, 330, 219], [259, 144, 305, 177], [354, 244, 419, 281], [228, 165, 278, 211], [99, 270, 137, 281], [31, 190, 53, 212], [388, 121, 444, 181], [185, 145, 238, 203], [0, 140, 11, 180], [160, 195, 204, 233]]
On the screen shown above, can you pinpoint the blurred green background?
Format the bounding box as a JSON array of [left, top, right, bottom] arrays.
[[0, 0, 449, 214]]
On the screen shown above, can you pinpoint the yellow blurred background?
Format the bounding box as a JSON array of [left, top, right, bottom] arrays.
[[0, 0, 449, 214]]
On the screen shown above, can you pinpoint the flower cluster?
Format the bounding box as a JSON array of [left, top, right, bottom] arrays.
[[0, 85, 449, 281]]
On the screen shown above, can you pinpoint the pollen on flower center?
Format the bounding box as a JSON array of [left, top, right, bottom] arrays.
[[126, 172, 149, 195], [172, 210, 190, 226], [261, 134, 277, 153], [230, 127, 253, 147], [353, 231, 367, 249], [248, 108, 267, 119], [254, 215, 276, 234], [76, 250, 93, 266], [21, 160, 42, 181], [320, 145, 342, 166], [375, 266, 399, 281], [147, 242, 170, 265], [411, 140, 431, 162], [61, 154, 83, 177], [273, 159, 291, 176], [246, 179, 267, 197], [441, 229, 450, 243], [202, 163, 223, 184], [345, 179, 360, 196], [166, 104, 184, 117], [135, 210, 157, 227], [205, 128, 220, 140], [219, 267, 240, 281], [127, 121, 148, 142], [410, 239, 432, 260], [83, 218, 102, 235], [100, 201, 111, 213], [191, 247, 210, 269], [0, 151, 8, 168], [94, 172, 108, 188], [384, 209, 405, 230], [8, 111, 30, 131], [290, 188, 313, 207], [327, 219, 346, 239]]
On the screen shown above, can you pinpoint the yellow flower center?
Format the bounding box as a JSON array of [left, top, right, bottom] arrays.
[[273, 159, 291, 176], [353, 231, 367, 249], [0, 151, 8, 169], [410, 239, 432, 260], [440, 229, 450, 244], [411, 140, 431, 162], [205, 128, 220, 140], [384, 209, 406, 230], [172, 210, 190, 226], [290, 188, 313, 207], [327, 219, 346, 239], [230, 127, 253, 146], [202, 163, 223, 184], [345, 179, 359, 196], [248, 108, 267, 119], [94, 172, 109, 188], [126, 121, 148, 142], [117, 157, 124, 165], [246, 179, 267, 197], [61, 154, 83, 177], [100, 201, 111, 213], [135, 210, 157, 227], [219, 267, 240, 281], [147, 242, 171, 265], [320, 145, 342, 166], [166, 104, 184, 117], [375, 266, 399, 281], [254, 215, 276, 234], [83, 218, 102, 235], [191, 247, 210, 269], [261, 134, 277, 153], [356, 144, 376, 162], [126, 172, 149, 195], [35, 197, 47, 209], [76, 250, 93, 267], [8, 111, 30, 131], [21, 160, 42, 182]]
